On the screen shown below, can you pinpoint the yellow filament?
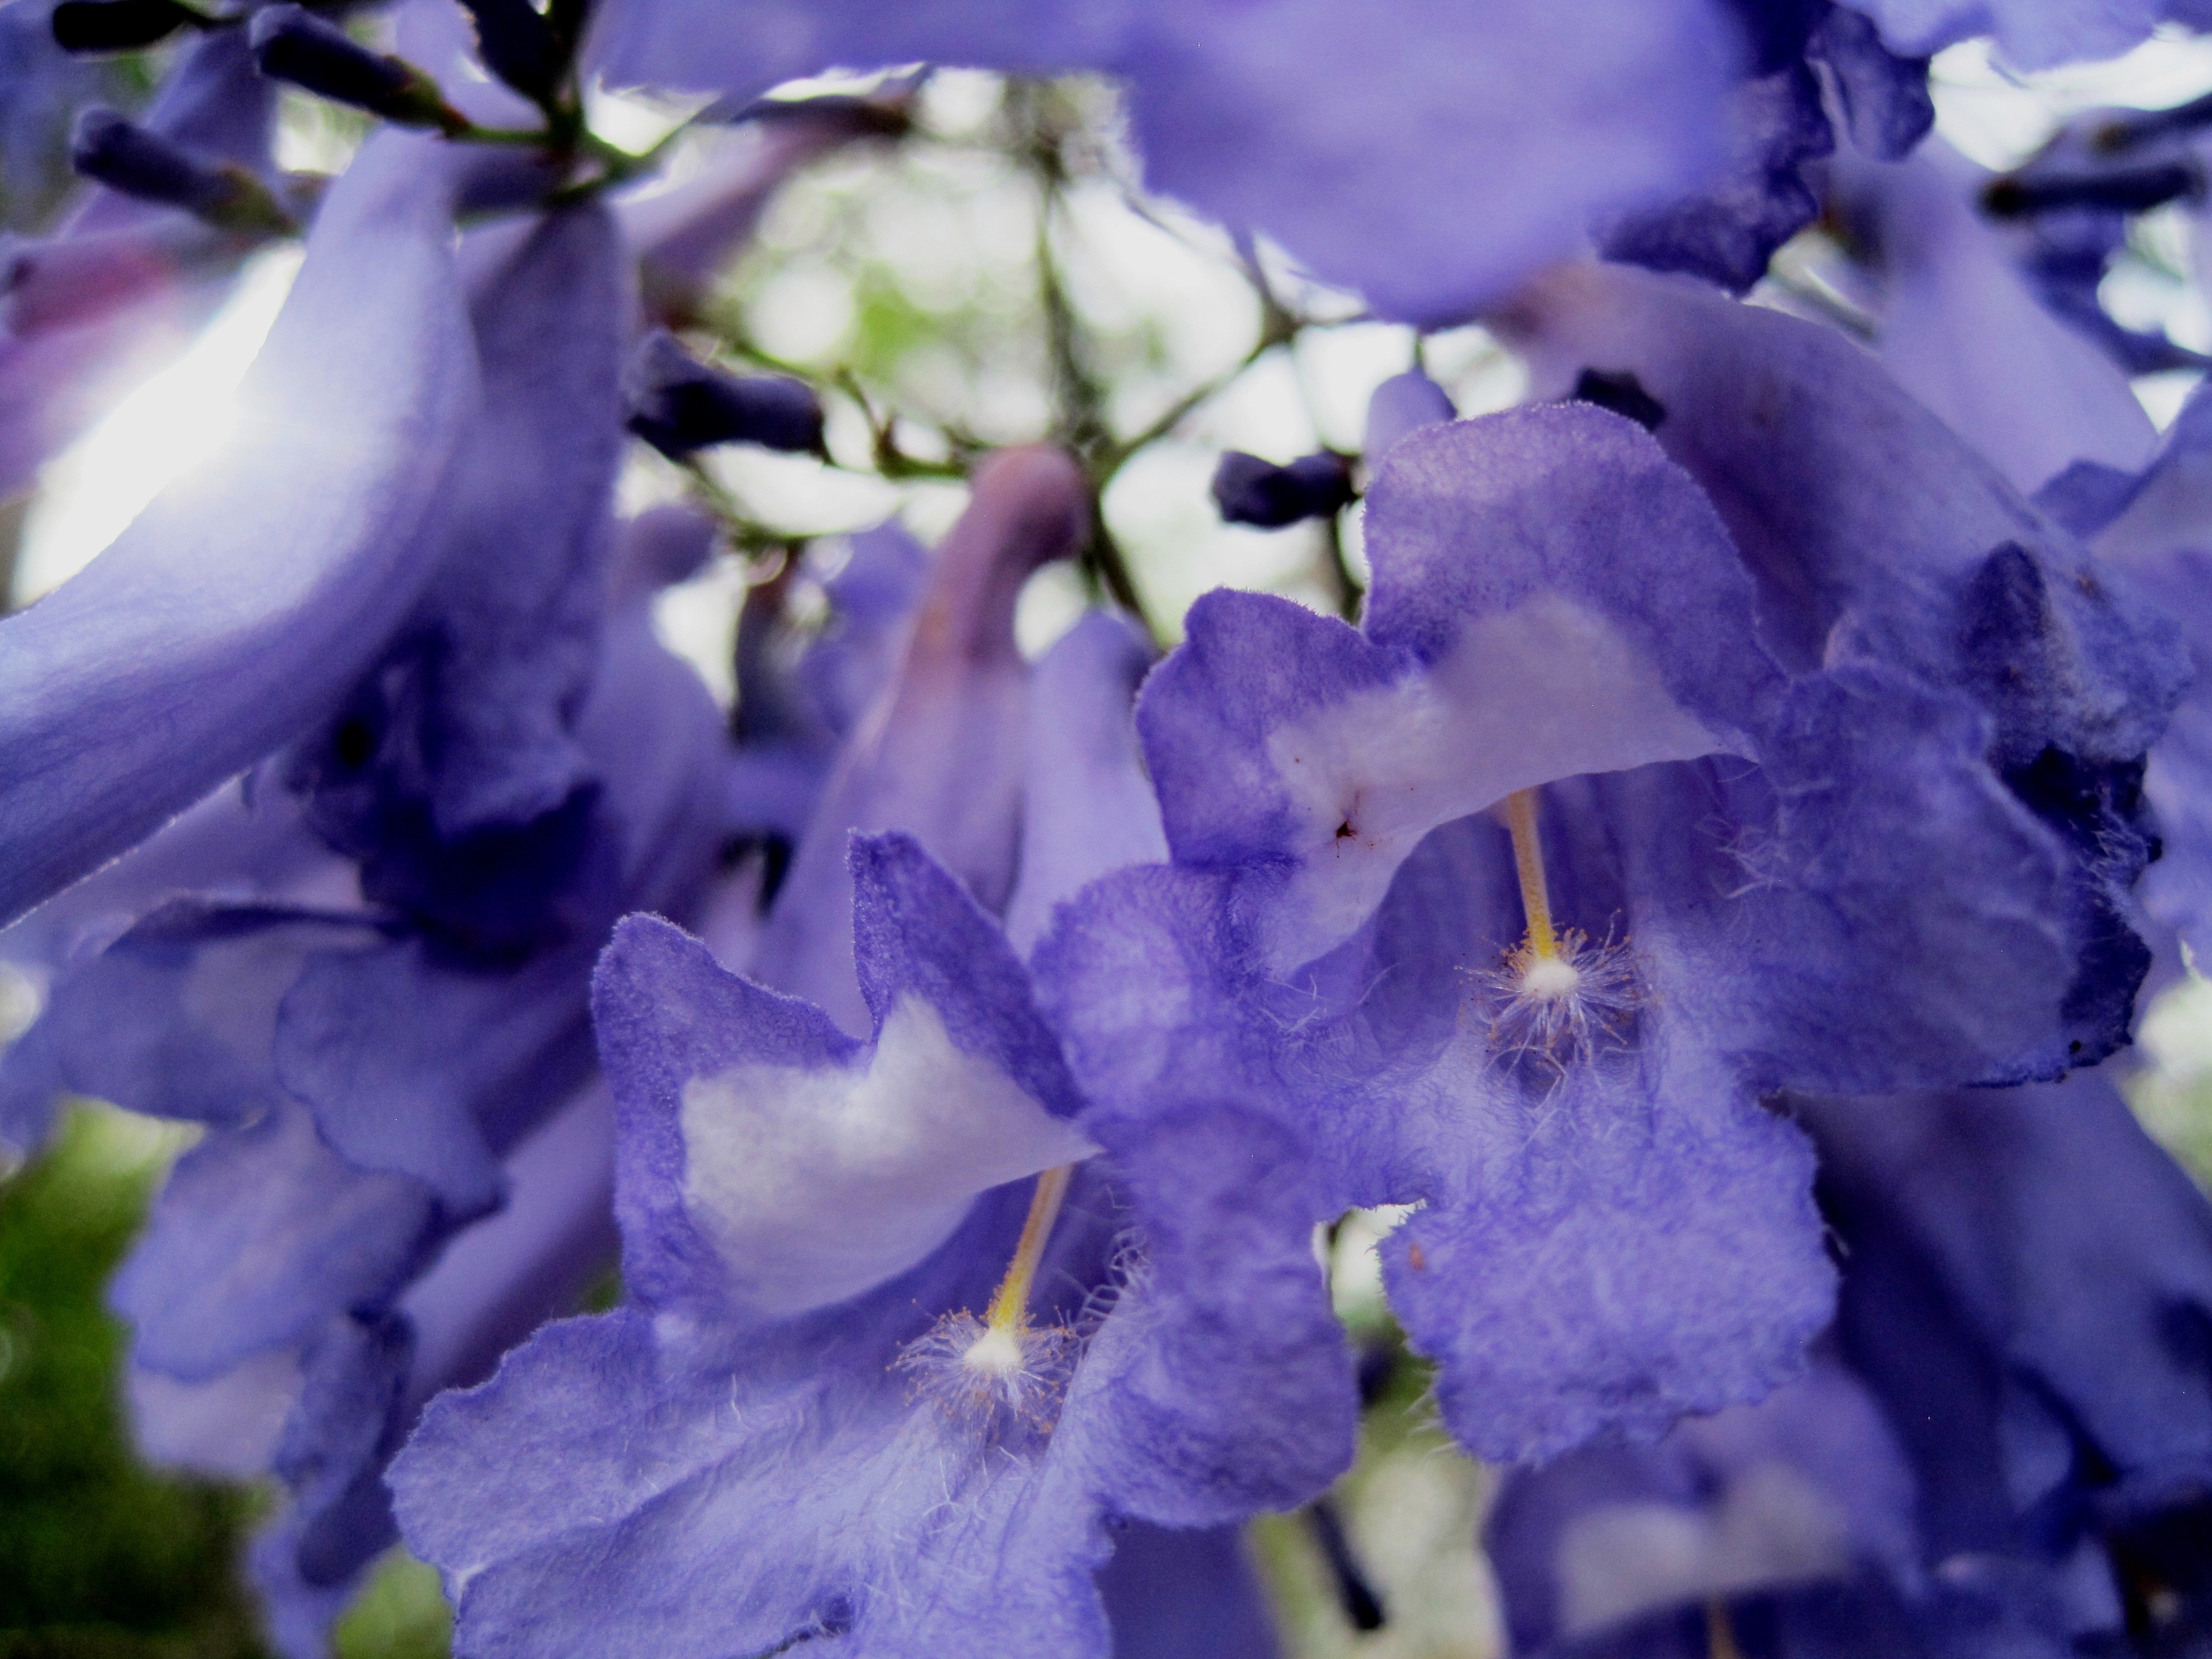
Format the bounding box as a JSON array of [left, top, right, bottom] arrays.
[[984, 1164, 1073, 1333], [1504, 788, 1560, 960], [1704, 1600, 1744, 1659]]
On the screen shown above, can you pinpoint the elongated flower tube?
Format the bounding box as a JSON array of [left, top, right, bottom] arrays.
[[749, 444, 1090, 1025], [0, 127, 479, 928]]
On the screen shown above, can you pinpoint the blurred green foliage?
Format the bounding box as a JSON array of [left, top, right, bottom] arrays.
[[329, 1558, 446, 1659], [0, 1107, 263, 1657]]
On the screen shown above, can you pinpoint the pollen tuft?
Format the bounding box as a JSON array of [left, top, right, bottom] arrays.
[[1517, 955, 1582, 1001], [894, 1309, 1076, 1438], [1471, 927, 1640, 1067]]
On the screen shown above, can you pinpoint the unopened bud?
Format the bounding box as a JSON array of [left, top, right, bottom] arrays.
[[1210, 449, 1355, 529], [249, 5, 469, 136], [1363, 370, 1456, 459], [1983, 161, 2201, 218], [50, 0, 203, 53], [625, 330, 825, 458], [70, 109, 294, 235]]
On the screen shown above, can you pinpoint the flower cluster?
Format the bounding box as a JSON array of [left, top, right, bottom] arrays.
[[6, 0, 2212, 1655]]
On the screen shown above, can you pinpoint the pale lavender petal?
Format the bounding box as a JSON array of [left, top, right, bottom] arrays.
[[1004, 609, 1165, 955], [1828, 141, 2155, 496], [0, 129, 478, 927]]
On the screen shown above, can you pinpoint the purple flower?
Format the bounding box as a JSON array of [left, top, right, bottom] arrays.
[[1588, 3, 1932, 297], [0, 505, 735, 1648], [747, 445, 1092, 1024], [617, 99, 907, 329], [278, 199, 636, 960], [722, 518, 933, 855], [1487, 1066, 2212, 1655], [389, 833, 1355, 1658], [1037, 382, 2174, 1462], [1485, 1352, 1935, 1656], [1823, 141, 2159, 497], [1501, 261, 2187, 1067], [1837, 0, 2212, 70]]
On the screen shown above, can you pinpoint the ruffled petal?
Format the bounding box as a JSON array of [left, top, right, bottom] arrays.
[[1139, 404, 1780, 976], [1384, 1057, 1831, 1461], [591, 838, 1091, 1322], [112, 1101, 437, 1379]]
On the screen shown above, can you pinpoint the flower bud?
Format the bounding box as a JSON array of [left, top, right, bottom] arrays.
[[249, 5, 468, 136], [70, 108, 293, 235], [49, 0, 201, 53], [623, 330, 824, 458], [1210, 449, 1354, 528]]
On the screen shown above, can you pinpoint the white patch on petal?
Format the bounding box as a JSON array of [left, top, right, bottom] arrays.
[[129, 1349, 304, 1478], [679, 996, 1097, 1316], [1261, 595, 1724, 970], [1555, 1463, 1853, 1639]]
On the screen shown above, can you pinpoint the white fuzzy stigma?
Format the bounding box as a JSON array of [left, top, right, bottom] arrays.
[[1473, 927, 1640, 1067], [1517, 955, 1583, 1001], [895, 1309, 1076, 1438], [962, 1323, 1027, 1378]]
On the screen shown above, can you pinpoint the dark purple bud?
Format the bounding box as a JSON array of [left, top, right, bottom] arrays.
[[50, 0, 204, 53], [457, 0, 563, 101], [1210, 449, 1355, 529], [249, 5, 468, 136], [624, 330, 825, 458], [737, 92, 914, 141], [1570, 367, 1666, 432], [1983, 161, 2201, 218], [70, 108, 294, 234]]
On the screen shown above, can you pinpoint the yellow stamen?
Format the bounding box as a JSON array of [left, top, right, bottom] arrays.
[[984, 1162, 1073, 1336], [1705, 1600, 1744, 1659], [1504, 787, 1559, 959]]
